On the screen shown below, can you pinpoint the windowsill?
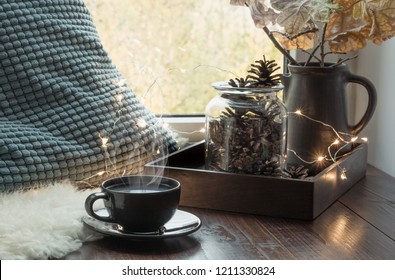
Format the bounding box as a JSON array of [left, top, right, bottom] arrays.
[[160, 115, 205, 143]]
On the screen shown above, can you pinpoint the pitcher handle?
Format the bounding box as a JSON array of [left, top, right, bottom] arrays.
[[346, 73, 377, 135]]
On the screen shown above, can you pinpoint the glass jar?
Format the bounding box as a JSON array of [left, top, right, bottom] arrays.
[[205, 81, 287, 176]]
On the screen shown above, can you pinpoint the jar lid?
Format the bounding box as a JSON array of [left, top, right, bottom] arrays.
[[212, 81, 284, 94]]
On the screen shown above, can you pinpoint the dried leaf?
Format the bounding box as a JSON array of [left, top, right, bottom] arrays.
[[274, 31, 315, 50], [327, 0, 395, 52], [230, 0, 279, 28], [326, 0, 366, 38], [328, 32, 368, 52], [361, 0, 395, 44], [275, 4, 313, 35], [230, 0, 250, 5], [272, 0, 340, 34], [231, 0, 395, 59], [251, 2, 279, 27]]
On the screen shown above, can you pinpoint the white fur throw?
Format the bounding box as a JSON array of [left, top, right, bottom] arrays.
[[0, 182, 103, 260]]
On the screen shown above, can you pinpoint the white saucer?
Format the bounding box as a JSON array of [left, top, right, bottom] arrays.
[[82, 209, 201, 240]]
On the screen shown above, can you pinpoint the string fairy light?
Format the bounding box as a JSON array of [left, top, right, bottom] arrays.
[[77, 60, 373, 187], [137, 118, 148, 128], [287, 109, 369, 180], [99, 135, 109, 148], [316, 156, 325, 162], [289, 109, 351, 143], [115, 94, 124, 104], [340, 168, 348, 180], [77, 63, 228, 187], [76, 78, 147, 187]]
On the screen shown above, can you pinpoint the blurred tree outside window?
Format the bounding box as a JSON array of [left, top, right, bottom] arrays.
[[85, 0, 282, 115]]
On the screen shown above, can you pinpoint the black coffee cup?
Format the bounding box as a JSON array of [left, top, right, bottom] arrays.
[[85, 175, 180, 233]]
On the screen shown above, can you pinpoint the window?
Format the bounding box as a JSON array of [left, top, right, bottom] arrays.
[[85, 0, 282, 115]]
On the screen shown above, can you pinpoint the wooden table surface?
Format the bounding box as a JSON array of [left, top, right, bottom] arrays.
[[65, 165, 395, 260]]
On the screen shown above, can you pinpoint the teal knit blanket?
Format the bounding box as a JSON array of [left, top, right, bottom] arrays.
[[0, 0, 177, 192]]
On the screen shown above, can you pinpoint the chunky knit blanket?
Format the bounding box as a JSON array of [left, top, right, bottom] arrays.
[[0, 0, 177, 192]]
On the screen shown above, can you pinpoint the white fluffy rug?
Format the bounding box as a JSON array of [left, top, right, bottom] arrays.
[[0, 182, 103, 260]]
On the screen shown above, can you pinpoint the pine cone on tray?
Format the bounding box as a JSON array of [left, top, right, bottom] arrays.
[[282, 165, 309, 179]]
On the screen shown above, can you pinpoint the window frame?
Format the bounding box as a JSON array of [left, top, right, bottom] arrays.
[[161, 115, 205, 143]]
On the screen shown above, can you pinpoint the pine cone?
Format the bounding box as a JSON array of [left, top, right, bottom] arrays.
[[229, 77, 249, 87], [228, 55, 281, 88], [282, 165, 309, 179], [257, 159, 281, 176]]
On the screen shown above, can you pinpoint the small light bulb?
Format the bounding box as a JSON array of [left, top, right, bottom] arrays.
[[341, 169, 347, 180], [116, 94, 124, 103], [295, 110, 302, 115], [97, 171, 105, 176], [351, 137, 358, 142], [114, 78, 127, 87], [162, 123, 170, 129], [137, 118, 147, 128], [332, 139, 340, 145], [101, 137, 109, 148], [361, 137, 368, 142], [317, 156, 325, 162]]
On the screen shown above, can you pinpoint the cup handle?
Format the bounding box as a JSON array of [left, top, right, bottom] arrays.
[[85, 192, 115, 223], [346, 73, 377, 135]]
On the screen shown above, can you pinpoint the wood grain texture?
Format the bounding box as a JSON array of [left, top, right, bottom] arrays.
[[339, 166, 395, 240]]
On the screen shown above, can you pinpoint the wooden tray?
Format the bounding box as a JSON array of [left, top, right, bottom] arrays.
[[145, 141, 367, 220]]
